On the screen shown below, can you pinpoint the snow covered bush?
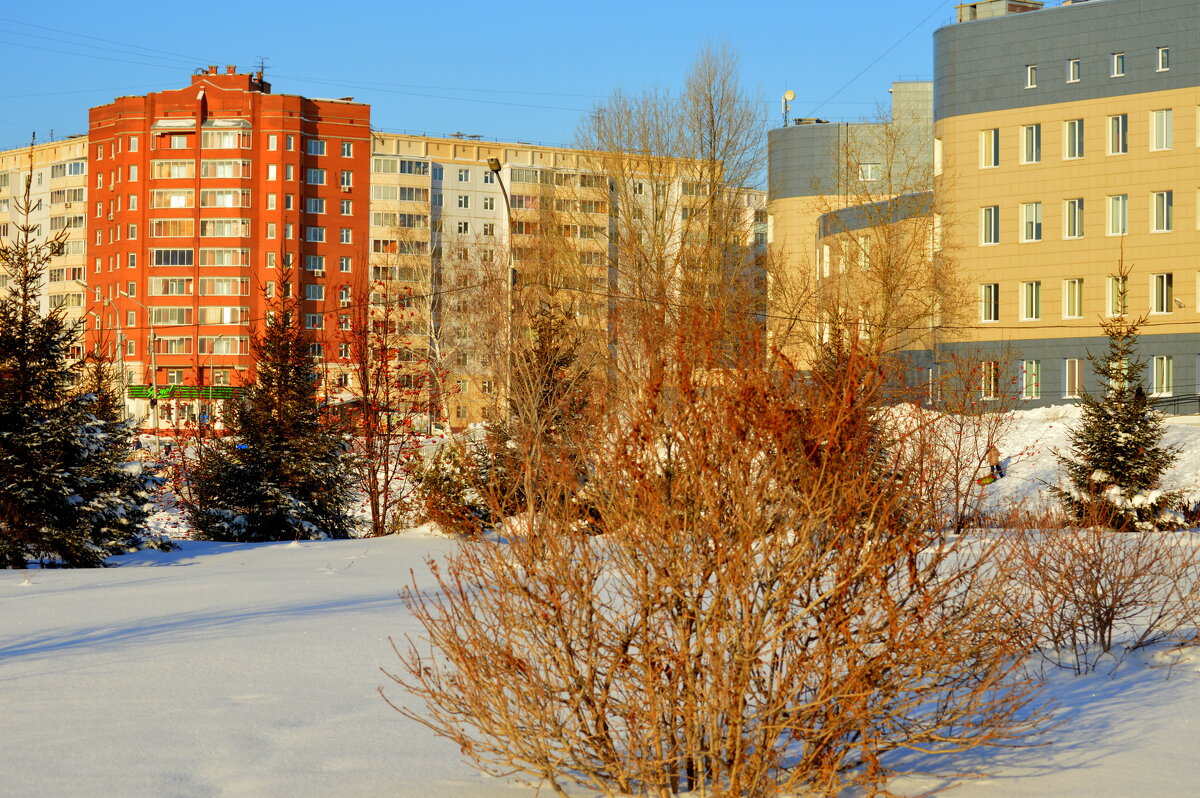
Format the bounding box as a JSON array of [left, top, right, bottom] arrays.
[[386, 343, 1046, 797]]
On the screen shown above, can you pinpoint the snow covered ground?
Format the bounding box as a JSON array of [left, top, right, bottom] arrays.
[[3, 408, 1200, 796]]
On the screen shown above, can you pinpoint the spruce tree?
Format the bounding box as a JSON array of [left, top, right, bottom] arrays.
[[1051, 293, 1179, 531], [0, 181, 158, 568], [189, 284, 354, 540]]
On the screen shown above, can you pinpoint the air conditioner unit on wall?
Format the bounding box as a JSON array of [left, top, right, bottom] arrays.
[[313, 270, 326, 278]]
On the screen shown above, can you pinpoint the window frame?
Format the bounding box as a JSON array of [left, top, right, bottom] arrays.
[[981, 283, 1000, 323], [1021, 280, 1042, 321], [1063, 278, 1084, 319], [1107, 194, 1128, 236], [1152, 272, 1174, 313], [1021, 123, 1042, 164], [1064, 358, 1084, 398], [1151, 108, 1173, 151], [1152, 355, 1174, 396], [1064, 197, 1084, 239], [1064, 118, 1084, 159], [1026, 64, 1038, 88], [1108, 114, 1129, 155], [1021, 201, 1043, 242], [1152, 190, 1174, 232], [1066, 58, 1081, 83], [1022, 360, 1041, 400], [1157, 46, 1170, 72], [1111, 52, 1126, 77], [981, 205, 1000, 245]]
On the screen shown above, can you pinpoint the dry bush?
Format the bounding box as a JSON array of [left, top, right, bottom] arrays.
[[384, 335, 1045, 797], [1002, 525, 1200, 673]]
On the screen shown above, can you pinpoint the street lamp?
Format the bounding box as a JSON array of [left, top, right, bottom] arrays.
[[486, 157, 515, 409], [117, 289, 160, 453]]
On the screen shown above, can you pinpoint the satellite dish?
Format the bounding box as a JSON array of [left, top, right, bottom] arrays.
[[783, 90, 796, 102], [782, 90, 796, 127]]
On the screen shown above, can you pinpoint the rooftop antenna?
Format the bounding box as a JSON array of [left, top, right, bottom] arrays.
[[256, 56, 269, 80], [782, 90, 795, 127]]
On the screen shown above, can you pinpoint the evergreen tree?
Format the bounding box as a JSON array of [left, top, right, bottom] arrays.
[[1051, 294, 1179, 531], [189, 285, 354, 540], [0, 181, 158, 568]]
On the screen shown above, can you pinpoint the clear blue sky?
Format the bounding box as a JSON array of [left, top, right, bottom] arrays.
[[0, 0, 958, 152]]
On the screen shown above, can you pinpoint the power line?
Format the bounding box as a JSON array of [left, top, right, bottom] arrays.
[[0, 16, 221, 65]]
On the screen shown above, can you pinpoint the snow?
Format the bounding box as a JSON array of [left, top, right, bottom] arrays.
[[3, 407, 1200, 796]]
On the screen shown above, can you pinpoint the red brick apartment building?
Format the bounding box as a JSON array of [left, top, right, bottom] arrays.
[[86, 66, 370, 426]]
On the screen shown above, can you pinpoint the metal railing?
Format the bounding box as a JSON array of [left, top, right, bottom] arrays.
[[1151, 393, 1200, 416]]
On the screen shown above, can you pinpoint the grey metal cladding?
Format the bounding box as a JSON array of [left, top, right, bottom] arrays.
[[934, 0, 1200, 122], [819, 192, 933, 238], [767, 123, 844, 201]]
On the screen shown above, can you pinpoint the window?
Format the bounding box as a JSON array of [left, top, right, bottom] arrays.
[[981, 205, 1000, 245], [1153, 355, 1174, 396], [858, 162, 880, 181], [339, 171, 351, 188], [149, 277, 193, 296], [981, 283, 1000, 322], [1152, 109, 1173, 150], [1021, 280, 1042, 320], [268, 134, 278, 151], [1065, 358, 1084, 398], [129, 136, 138, 152], [150, 189, 194, 208], [200, 159, 252, 179], [1021, 202, 1043, 241], [1065, 198, 1084, 238], [305, 284, 324, 301], [150, 160, 195, 179], [1112, 53, 1126, 77], [483, 222, 495, 237], [1108, 274, 1129, 315], [199, 218, 250, 237], [306, 168, 326, 185], [199, 278, 249, 296], [285, 194, 294, 210], [457, 221, 470, 234], [150, 219, 195, 237], [200, 130, 250, 149], [457, 168, 470, 182], [198, 249, 251, 267], [1067, 58, 1080, 83], [200, 189, 251, 208], [1157, 46, 1170, 72], [1108, 194, 1128, 235], [341, 199, 352, 215], [1022, 360, 1041, 399], [1064, 278, 1084, 318], [1026, 65, 1038, 88], [1108, 114, 1128, 154], [151, 248, 195, 267], [197, 306, 249, 324], [457, 194, 471, 209], [1064, 119, 1084, 159], [305, 313, 323, 330], [306, 139, 325, 156], [341, 141, 353, 157], [286, 164, 295, 181], [1021, 124, 1041, 163], [304, 255, 325, 272], [982, 361, 1000, 400], [1153, 191, 1174, 232], [339, 256, 351, 273], [305, 226, 325, 242], [481, 196, 496, 211], [286, 135, 295, 151], [150, 306, 193, 325], [306, 197, 325, 214], [1153, 272, 1174, 313]]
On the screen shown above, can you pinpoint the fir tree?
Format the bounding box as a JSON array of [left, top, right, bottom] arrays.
[[0, 178, 158, 568], [189, 283, 354, 540], [1051, 289, 1180, 531]]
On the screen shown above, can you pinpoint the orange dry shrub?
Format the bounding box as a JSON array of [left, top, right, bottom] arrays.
[[385, 341, 1045, 797]]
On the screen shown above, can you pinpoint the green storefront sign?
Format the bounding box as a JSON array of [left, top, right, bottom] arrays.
[[126, 385, 245, 400]]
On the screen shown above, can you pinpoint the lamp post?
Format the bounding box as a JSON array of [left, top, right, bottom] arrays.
[[486, 157, 514, 410], [118, 289, 159, 453]]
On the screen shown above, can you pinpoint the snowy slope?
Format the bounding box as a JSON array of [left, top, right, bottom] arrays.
[[3, 408, 1200, 796]]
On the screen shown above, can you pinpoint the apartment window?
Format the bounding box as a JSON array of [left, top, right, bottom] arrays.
[[285, 194, 294, 210], [1108, 194, 1128, 235], [1153, 191, 1174, 232], [200, 131, 250, 149], [482, 196, 495, 211], [150, 159, 194, 179], [1065, 198, 1084, 238], [483, 222, 495, 237], [306, 197, 325, 214], [1152, 272, 1174, 313], [1067, 58, 1081, 83], [457, 194, 470, 209], [1152, 109, 1173, 150], [1064, 278, 1084, 318], [981, 283, 1000, 322], [286, 135, 295, 151], [1064, 119, 1084, 159], [1108, 274, 1129, 315], [1022, 360, 1041, 400], [305, 284, 324, 301], [1153, 355, 1174, 396], [1111, 53, 1125, 77], [268, 134, 278, 151], [457, 168, 470, 182], [457, 221, 470, 234], [858, 162, 881, 181], [201, 160, 252, 179], [1064, 358, 1084, 398], [1026, 65, 1038, 88], [1157, 46, 1170, 72], [341, 141, 353, 157], [306, 168, 326, 185], [982, 361, 1001, 400], [340, 171, 352, 188], [341, 199, 352, 215], [1021, 280, 1042, 320], [267, 193, 277, 210], [339, 228, 351, 244], [1021, 124, 1041, 163], [981, 205, 1000, 245], [267, 222, 276, 238], [306, 139, 325, 156], [305, 314, 323, 330], [305, 226, 325, 242], [1021, 202, 1043, 241], [1108, 114, 1128, 154], [339, 256, 351, 273], [286, 164, 295, 181]]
